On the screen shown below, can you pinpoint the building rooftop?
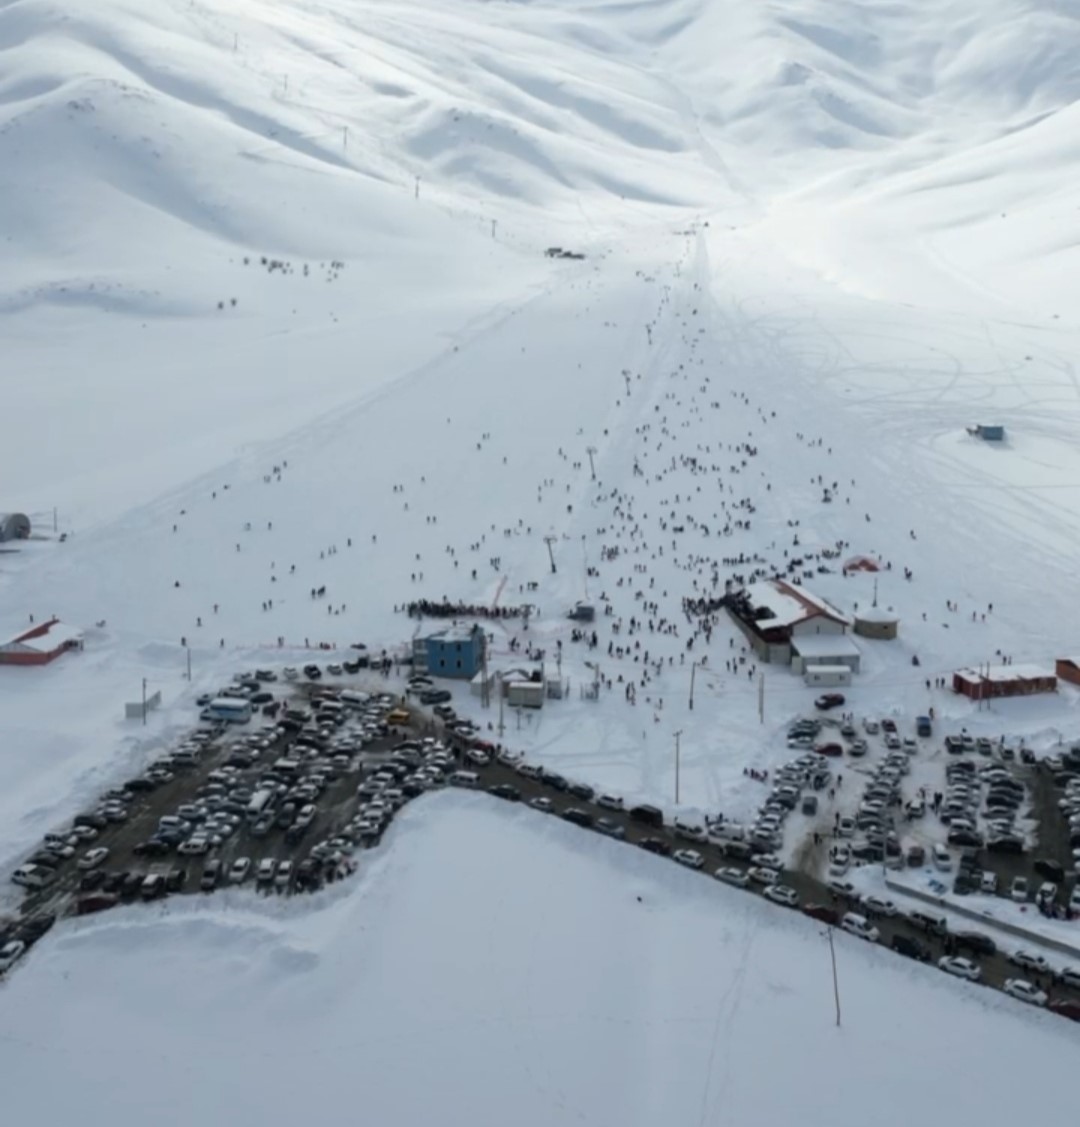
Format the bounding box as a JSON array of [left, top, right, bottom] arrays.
[[854, 606, 900, 624], [955, 664, 1054, 684], [742, 579, 851, 629], [1, 619, 83, 651], [428, 623, 482, 643], [791, 635, 861, 659]]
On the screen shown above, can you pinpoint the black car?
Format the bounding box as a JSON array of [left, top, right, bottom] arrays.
[[1034, 858, 1065, 882], [16, 913, 57, 944], [638, 837, 672, 857], [73, 813, 109, 831], [952, 930, 997, 957], [561, 808, 594, 829], [79, 869, 107, 892], [419, 689, 452, 705], [568, 782, 595, 801], [488, 784, 522, 802], [124, 777, 158, 793], [120, 872, 145, 898], [165, 869, 187, 893], [629, 804, 665, 829], [304, 665, 322, 680], [101, 871, 127, 894], [987, 835, 1024, 854], [890, 935, 931, 962], [541, 771, 569, 791]]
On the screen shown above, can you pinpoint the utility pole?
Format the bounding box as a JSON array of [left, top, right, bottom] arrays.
[[480, 642, 490, 708], [343, 125, 348, 149], [491, 219, 497, 240], [497, 672, 505, 737], [689, 660, 696, 710], [758, 672, 765, 725], [826, 928, 842, 1027], [186, 646, 192, 682], [141, 677, 147, 726], [415, 175, 420, 200], [586, 445, 598, 480], [674, 729, 683, 805], [544, 535, 557, 575], [53, 507, 58, 533]]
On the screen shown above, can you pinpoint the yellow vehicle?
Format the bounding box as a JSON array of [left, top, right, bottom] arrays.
[[386, 709, 410, 726]]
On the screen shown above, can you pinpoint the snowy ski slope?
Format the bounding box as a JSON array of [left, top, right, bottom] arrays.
[[2, 0, 1080, 1099]]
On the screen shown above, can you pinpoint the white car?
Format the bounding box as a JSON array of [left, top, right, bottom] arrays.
[[1004, 978, 1047, 1006], [596, 793, 624, 812], [836, 817, 855, 838], [178, 835, 211, 855], [939, 956, 981, 981], [713, 867, 749, 888], [465, 749, 490, 767], [932, 845, 953, 872], [840, 913, 880, 943], [76, 846, 110, 870], [283, 667, 299, 680], [1010, 949, 1051, 975], [529, 797, 554, 814], [862, 718, 880, 734], [748, 866, 780, 886], [69, 825, 99, 842], [763, 884, 799, 908], [0, 940, 27, 973], [274, 860, 293, 888], [673, 849, 704, 870], [827, 878, 857, 899], [326, 663, 342, 675], [1056, 965, 1080, 990], [257, 858, 277, 883], [860, 895, 899, 917], [229, 857, 252, 883]]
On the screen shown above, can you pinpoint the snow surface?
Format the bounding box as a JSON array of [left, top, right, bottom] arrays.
[[2, 794, 1078, 1126]]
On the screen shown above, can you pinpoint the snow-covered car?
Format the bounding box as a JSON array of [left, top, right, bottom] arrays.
[[840, 913, 879, 943], [860, 895, 899, 917], [1004, 978, 1047, 1006], [528, 797, 554, 814], [257, 858, 277, 883], [673, 849, 704, 870], [595, 793, 624, 812], [837, 817, 855, 838], [827, 878, 857, 899], [939, 956, 981, 981], [862, 718, 880, 734], [0, 940, 27, 973], [464, 748, 490, 767], [76, 846, 109, 870], [763, 884, 798, 908], [282, 667, 299, 680], [713, 867, 749, 888]]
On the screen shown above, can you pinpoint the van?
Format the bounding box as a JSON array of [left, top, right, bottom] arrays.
[[340, 691, 370, 709], [932, 844, 954, 872], [629, 804, 664, 829], [448, 771, 480, 789], [11, 864, 53, 890], [673, 819, 706, 843]]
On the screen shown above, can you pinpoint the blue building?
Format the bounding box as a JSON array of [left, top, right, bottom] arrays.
[[414, 624, 486, 680]]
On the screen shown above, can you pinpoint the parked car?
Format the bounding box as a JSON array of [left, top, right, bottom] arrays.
[[891, 935, 931, 962], [953, 931, 997, 957], [638, 837, 672, 857], [713, 867, 749, 888], [561, 808, 594, 829], [1009, 949, 1050, 975], [802, 903, 839, 926], [629, 804, 664, 829], [860, 895, 899, 917], [77, 847, 110, 870], [815, 694, 845, 711], [1004, 978, 1047, 1006], [840, 913, 880, 943], [1010, 876, 1029, 902], [0, 940, 26, 973], [763, 884, 798, 908], [229, 857, 252, 883], [673, 849, 704, 870], [938, 956, 981, 982], [596, 793, 624, 812]]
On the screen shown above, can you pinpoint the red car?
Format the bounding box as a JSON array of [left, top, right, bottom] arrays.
[[815, 694, 845, 711], [1049, 999, 1080, 1023], [815, 743, 844, 757], [802, 903, 840, 926]]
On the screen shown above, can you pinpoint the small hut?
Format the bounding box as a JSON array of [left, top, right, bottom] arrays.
[[853, 606, 899, 640], [0, 513, 30, 542]]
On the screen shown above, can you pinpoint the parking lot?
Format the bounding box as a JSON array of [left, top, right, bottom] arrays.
[[3, 669, 1080, 1019]]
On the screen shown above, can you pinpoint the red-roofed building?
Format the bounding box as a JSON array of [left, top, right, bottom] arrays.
[[0, 618, 84, 666]]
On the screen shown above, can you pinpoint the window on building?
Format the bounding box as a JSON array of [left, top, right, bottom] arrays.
[[456, 660, 462, 670]]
